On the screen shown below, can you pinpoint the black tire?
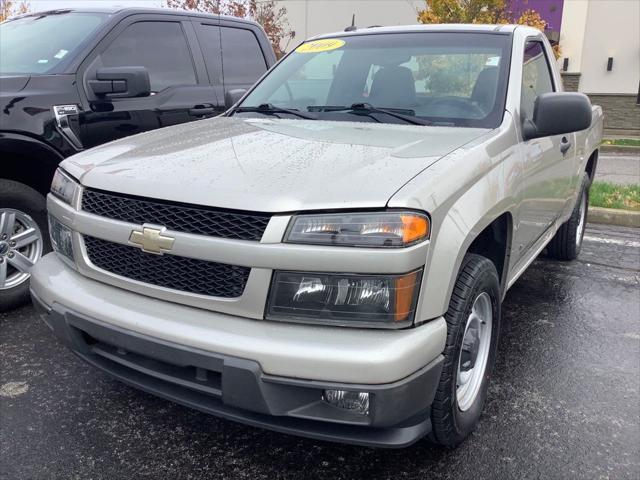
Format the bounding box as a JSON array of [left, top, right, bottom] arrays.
[[0, 180, 50, 312], [547, 173, 590, 261], [430, 254, 501, 447]]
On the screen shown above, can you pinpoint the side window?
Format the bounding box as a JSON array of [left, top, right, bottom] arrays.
[[220, 27, 267, 86], [196, 24, 223, 85], [521, 40, 555, 120], [100, 21, 197, 92]]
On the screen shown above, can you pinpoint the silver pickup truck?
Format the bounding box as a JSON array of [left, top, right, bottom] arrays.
[[27, 24, 603, 448]]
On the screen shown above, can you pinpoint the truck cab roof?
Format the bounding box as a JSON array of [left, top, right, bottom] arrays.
[[306, 23, 532, 42], [7, 7, 262, 28]]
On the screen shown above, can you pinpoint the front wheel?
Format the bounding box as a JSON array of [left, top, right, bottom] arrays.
[[430, 254, 501, 447], [547, 173, 589, 261], [0, 180, 50, 312]]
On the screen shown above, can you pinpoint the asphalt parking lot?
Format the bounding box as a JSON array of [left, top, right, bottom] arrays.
[[1, 223, 638, 480]]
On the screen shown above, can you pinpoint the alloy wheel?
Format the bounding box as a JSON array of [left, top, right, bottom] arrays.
[[0, 209, 44, 290]]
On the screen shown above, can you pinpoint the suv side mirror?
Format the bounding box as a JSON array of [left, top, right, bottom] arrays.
[[523, 92, 592, 140], [225, 88, 247, 108], [89, 66, 151, 99]]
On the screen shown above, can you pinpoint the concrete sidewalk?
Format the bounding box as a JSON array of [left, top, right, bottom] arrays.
[[596, 153, 640, 185]]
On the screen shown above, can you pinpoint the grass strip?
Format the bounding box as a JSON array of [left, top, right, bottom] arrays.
[[590, 181, 640, 211]]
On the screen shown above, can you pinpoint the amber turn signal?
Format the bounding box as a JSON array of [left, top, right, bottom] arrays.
[[394, 270, 421, 322], [400, 214, 430, 245]]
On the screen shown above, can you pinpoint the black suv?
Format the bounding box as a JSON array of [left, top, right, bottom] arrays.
[[0, 8, 276, 310]]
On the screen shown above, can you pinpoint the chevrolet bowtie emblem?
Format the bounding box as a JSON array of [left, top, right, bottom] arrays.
[[129, 226, 175, 254]]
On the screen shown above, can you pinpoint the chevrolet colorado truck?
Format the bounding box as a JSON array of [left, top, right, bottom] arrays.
[[29, 24, 603, 448], [0, 7, 275, 310]]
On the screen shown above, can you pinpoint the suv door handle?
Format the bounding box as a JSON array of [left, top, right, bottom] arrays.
[[560, 137, 572, 155], [189, 104, 216, 116]]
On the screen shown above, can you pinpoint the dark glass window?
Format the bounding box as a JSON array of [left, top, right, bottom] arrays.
[[196, 24, 223, 85], [521, 40, 555, 120], [101, 21, 197, 92], [0, 12, 108, 75], [221, 27, 267, 86]]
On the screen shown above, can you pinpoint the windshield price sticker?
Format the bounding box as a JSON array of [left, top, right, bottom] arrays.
[[296, 39, 345, 53]]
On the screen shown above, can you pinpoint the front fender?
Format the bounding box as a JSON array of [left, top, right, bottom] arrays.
[[0, 131, 65, 193], [389, 114, 521, 321]]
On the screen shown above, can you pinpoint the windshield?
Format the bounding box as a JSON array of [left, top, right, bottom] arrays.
[[236, 32, 512, 128], [0, 12, 108, 75]]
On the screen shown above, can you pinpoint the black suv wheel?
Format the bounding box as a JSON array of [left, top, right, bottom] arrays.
[[0, 180, 50, 312]]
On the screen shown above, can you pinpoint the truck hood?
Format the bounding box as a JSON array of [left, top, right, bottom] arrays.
[[63, 117, 488, 212]]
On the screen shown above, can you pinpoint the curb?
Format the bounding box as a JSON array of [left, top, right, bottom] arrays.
[[588, 207, 640, 228], [600, 145, 640, 155]]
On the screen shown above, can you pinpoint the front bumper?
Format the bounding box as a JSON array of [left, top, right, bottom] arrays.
[[30, 254, 446, 447]]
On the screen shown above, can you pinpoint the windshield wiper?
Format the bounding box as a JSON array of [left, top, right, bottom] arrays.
[[231, 103, 316, 120], [308, 103, 430, 126]]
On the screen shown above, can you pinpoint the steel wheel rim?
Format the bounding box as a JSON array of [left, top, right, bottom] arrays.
[[576, 191, 587, 249], [456, 291, 493, 412], [0, 209, 43, 290]]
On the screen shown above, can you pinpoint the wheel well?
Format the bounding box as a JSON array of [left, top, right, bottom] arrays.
[[585, 150, 598, 183], [1, 148, 61, 196], [467, 213, 512, 292]]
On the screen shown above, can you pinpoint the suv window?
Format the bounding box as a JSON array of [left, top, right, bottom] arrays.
[[100, 21, 197, 92], [220, 27, 267, 86], [0, 12, 108, 75], [196, 24, 223, 85], [521, 40, 555, 121]]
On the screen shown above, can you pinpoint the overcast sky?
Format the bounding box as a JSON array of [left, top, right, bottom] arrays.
[[29, 0, 163, 12]]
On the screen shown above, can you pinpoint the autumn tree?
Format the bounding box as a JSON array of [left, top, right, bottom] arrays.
[[417, 0, 507, 24], [0, 0, 30, 22], [516, 8, 561, 57], [417, 0, 560, 57], [165, 0, 294, 57]]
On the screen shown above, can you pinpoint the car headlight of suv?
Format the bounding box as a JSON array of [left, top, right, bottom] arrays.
[[285, 211, 429, 248], [50, 168, 80, 205], [266, 269, 422, 327]]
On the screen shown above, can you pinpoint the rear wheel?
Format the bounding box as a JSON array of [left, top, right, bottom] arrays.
[[547, 173, 589, 261], [430, 254, 501, 447], [0, 180, 49, 312]]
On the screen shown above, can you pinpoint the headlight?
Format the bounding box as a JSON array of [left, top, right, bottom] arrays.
[[48, 214, 75, 264], [266, 269, 422, 327], [50, 168, 80, 205], [285, 211, 429, 247]]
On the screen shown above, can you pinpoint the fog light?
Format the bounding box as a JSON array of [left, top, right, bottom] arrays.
[[323, 390, 370, 416], [48, 214, 74, 263]]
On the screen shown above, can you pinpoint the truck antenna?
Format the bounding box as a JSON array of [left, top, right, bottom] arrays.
[[344, 14, 357, 32]]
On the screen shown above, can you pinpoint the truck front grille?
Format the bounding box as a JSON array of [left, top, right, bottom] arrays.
[[83, 236, 250, 298], [82, 189, 270, 241]]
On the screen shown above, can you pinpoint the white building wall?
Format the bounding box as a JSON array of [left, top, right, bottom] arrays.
[[577, 0, 640, 95], [277, 0, 424, 51], [558, 0, 590, 74]]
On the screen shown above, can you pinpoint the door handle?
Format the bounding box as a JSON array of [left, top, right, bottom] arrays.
[[560, 137, 572, 155], [189, 104, 216, 116]]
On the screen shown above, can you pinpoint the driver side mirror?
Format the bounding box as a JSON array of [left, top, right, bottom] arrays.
[[89, 66, 151, 99], [225, 88, 247, 109], [523, 92, 592, 140]]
